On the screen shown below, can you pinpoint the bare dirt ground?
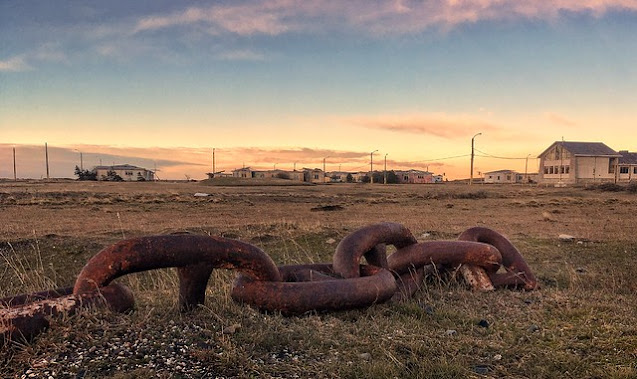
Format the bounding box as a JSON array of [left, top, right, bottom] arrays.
[[1, 180, 636, 378]]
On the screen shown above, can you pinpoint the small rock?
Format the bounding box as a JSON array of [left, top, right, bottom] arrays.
[[542, 212, 556, 222], [359, 353, 371, 361], [494, 354, 502, 361], [527, 324, 540, 333], [473, 365, 489, 375], [558, 234, 575, 242], [575, 267, 586, 274], [445, 329, 457, 336], [421, 233, 431, 239], [223, 323, 241, 335], [422, 305, 435, 315], [325, 238, 336, 245], [477, 319, 490, 328], [194, 193, 210, 197]]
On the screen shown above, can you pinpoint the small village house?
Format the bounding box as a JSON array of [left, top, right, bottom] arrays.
[[232, 167, 253, 178], [538, 141, 622, 184], [484, 169, 523, 184], [618, 151, 637, 182], [94, 164, 154, 181], [395, 169, 433, 184], [303, 168, 325, 183]]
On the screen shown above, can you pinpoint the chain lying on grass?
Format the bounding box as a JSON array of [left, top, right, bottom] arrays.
[[0, 222, 537, 344]]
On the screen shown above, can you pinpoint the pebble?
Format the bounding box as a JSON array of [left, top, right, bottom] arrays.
[[445, 329, 457, 336], [359, 353, 371, 361], [527, 324, 540, 333]]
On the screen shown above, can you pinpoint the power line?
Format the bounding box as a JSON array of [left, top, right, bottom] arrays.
[[474, 149, 537, 160]]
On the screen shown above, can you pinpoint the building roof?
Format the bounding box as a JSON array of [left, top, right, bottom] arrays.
[[484, 169, 517, 174], [94, 164, 148, 171], [618, 151, 637, 165], [538, 141, 620, 158]]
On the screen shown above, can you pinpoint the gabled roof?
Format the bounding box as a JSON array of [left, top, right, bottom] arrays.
[[94, 164, 147, 170], [484, 169, 517, 174], [619, 151, 637, 165], [538, 141, 620, 158]]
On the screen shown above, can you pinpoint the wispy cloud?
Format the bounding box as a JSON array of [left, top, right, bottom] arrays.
[[218, 49, 267, 61], [0, 56, 31, 72], [346, 113, 500, 139], [131, 1, 637, 37], [544, 112, 577, 127]]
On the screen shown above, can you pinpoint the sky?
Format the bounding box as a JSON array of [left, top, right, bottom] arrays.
[[2, 1, 636, 180]]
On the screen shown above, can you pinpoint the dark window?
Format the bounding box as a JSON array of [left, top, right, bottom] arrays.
[[620, 167, 629, 174]]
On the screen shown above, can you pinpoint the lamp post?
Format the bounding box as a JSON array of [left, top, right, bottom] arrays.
[[470, 133, 482, 185], [384, 153, 388, 184], [370, 149, 378, 184]]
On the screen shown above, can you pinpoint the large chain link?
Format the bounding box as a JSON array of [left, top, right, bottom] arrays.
[[1, 223, 537, 344]]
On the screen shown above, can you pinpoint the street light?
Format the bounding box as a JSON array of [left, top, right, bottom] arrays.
[[470, 133, 482, 185], [384, 153, 388, 184], [370, 149, 378, 184]]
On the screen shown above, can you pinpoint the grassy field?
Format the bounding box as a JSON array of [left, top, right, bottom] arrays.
[[1, 180, 636, 378]]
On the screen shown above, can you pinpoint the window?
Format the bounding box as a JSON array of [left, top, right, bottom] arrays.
[[549, 166, 554, 174], [609, 159, 616, 174], [544, 167, 549, 174], [125, 171, 133, 176], [314, 174, 319, 179], [560, 166, 564, 174], [497, 176, 501, 180], [634, 167, 637, 174], [565, 166, 570, 174], [488, 175, 493, 179], [620, 167, 629, 174], [506, 175, 511, 181]]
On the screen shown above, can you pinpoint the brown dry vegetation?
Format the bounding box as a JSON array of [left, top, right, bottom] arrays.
[[1, 180, 636, 378]]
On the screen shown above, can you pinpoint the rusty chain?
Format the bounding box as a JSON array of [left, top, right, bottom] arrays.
[[1, 222, 537, 344]]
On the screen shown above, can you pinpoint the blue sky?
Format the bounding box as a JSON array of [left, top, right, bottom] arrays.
[[2, 1, 636, 179]]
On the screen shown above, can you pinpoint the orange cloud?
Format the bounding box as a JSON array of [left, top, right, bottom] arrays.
[[346, 113, 500, 139]]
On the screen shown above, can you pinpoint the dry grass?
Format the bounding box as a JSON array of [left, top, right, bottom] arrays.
[[1, 181, 636, 378]]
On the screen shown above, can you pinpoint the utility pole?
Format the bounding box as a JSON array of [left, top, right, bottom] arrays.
[[212, 148, 216, 178], [469, 133, 481, 185], [384, 153, 388, 184], [323, 156, 330, 176], [524, 154, 530, 184], [45, 142, 50, 179], [13, 147, 17, 181], [294, 162, 298, 171], [370, 149, 378, 184]]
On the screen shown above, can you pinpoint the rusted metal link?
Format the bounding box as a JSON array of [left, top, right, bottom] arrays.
[[73, 234, 281, 311], [1, 223, 538, 344], [458, 227, 538, 290], [1, 283, 134, 344], [231, 264, 397, 315], [333, 222, 418, 278], [1, 287, 73, 307]]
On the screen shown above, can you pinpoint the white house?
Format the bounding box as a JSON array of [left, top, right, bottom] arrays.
[[94, 164, 154, 181]]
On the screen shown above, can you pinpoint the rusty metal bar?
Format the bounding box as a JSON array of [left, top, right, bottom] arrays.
[[231, 264, 397, 315], [1, 287, 73, 307], [73, 235, 281, 311], [1, 283, 134, 345], [333, 222, 417, 278], [458, 227, 538, 290], [387, 240, 502, 274]]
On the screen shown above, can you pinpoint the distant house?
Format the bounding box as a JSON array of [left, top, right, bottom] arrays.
[[484, 170, 523, 184], [326, 171, 351, 183], [94, 164, 154, 181], [232, 167, 253, 178], [303, 168, 325, 183], [395, 170, 433, 184], [618, 151, 637, 182], [538, 141, 622, 184]]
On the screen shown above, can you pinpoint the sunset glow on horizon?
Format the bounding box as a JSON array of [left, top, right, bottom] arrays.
[[2, 1, 636, 180]]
